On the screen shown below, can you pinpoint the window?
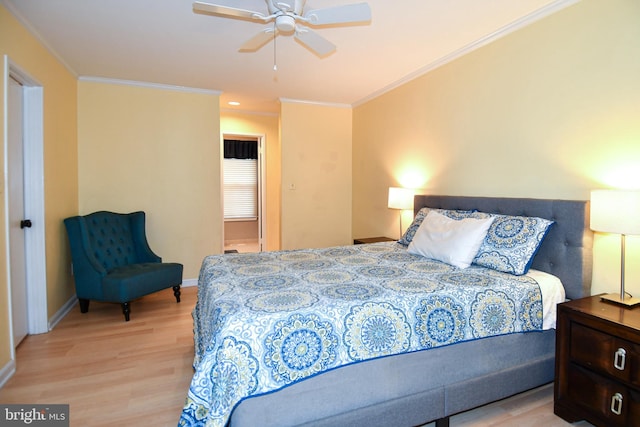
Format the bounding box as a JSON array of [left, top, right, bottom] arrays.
[[223, 140, 258, 219]]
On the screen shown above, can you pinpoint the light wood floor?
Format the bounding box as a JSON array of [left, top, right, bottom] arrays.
[[0, 286, 591, 427]]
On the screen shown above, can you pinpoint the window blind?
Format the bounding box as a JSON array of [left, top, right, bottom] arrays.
[[223, 158, 257, 219]]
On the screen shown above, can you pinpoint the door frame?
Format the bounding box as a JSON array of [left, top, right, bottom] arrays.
[[220, 133, 266, 252], [4, 56, 48, 350]]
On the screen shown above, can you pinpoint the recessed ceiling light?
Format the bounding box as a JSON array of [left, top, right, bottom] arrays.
[[228, 101, 240, 106]]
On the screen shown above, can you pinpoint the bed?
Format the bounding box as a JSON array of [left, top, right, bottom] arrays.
[[179, 195, 592, 427]]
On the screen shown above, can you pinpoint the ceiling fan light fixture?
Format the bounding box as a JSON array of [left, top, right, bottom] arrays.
[[193, 0, 371, 57], [276, 15, 296, 33]]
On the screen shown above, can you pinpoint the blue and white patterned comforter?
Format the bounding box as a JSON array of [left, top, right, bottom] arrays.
[[179, 242, 546, 427]]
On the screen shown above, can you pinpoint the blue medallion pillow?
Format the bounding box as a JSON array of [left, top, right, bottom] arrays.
[[398, 207, 479, 246], [472, 213, 554, 275]]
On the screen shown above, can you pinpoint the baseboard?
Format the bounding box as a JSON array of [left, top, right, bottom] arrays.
[[182, 278, 198, 288], [48, 294, 78, 331], [0, 359, 16, 389]]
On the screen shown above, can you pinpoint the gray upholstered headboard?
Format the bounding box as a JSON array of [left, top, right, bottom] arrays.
[[414, 195, 593, 300]]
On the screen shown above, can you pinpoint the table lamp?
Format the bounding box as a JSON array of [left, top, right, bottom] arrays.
[[388, 187, 414, 239], [590, 189, 640, 307]]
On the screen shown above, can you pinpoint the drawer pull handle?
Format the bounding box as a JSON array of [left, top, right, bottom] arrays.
[[611, 392, 623, 415], [614, 348, 627, 371]]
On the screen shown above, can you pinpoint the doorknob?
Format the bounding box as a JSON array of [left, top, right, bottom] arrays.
[[20, 219, 32, 229]]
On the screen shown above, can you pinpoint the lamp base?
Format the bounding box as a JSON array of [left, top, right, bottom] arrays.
[[600, 293, 640, 308]]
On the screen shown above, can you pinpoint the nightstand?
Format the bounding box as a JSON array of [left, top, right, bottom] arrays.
[[353, 237, 395, 245], [554, 295, 640, 426]]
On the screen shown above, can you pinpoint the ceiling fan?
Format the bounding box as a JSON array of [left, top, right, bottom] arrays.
[[193, 0, 372, 57]]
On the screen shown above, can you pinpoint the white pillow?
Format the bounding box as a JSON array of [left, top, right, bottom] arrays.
[[408, 211, 494, 268]]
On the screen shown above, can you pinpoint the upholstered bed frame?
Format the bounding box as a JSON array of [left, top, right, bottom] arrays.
[[413, 195, 592, 301], [227, 196, 593, 427]]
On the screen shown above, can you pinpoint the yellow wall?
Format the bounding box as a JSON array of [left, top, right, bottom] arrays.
[[280, 101, 352, 249], [353, 0, 640, 297], [221, 111, 281, 251], [0, 5, 78, 369], [78, 81, 220, 280]]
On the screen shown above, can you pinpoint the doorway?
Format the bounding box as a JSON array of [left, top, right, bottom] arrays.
[[222, 135, 266, 253], [5, 57, 48, 354]]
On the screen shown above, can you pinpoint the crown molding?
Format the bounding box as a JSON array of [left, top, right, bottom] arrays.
[[78, 76, 221, 95], [279, 98, 352, 109]]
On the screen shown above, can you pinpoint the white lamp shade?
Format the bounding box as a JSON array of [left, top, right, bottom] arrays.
[[590, 190, 640, 235], [388, 187, 414, 210]]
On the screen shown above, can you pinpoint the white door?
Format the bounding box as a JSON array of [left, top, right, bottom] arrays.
[[8, 76, 29, 347]]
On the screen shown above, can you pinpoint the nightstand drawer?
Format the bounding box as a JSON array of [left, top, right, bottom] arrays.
[[571, 322, 640, 386], [567, 363, 640, 427]]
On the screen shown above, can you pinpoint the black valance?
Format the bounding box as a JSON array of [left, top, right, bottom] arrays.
[[224, 139, 258, 160]]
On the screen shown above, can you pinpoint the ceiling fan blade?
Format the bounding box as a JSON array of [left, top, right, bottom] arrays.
[[239, 28, 278, 52], [193, 1, 267, 21], [303, 3, 371, 26], [294, 28, 336, 57]]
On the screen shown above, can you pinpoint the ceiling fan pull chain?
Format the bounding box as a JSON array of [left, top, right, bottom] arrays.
[[273, 21, 278, 71]]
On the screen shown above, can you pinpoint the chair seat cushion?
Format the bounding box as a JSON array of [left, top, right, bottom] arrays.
[[102, 262, 183, 302]]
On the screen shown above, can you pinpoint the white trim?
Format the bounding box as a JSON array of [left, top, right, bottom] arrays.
[[258, 136, 267, 252], [181, 278, 198, 288], [48, 294, 77, 331], [78, 76, 222, 96], [353, 0, 581, 108], [2, 56, 14, 358], [0, 359, 16, 389], [4, 56, 48, 337], [279, 98, 352, 109], [219, 134, 226, 254]]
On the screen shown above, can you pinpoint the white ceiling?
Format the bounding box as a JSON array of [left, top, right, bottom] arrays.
[[4, 0, 576, 113]]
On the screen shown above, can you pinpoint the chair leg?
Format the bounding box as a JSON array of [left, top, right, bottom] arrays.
[[79, 298, 90, 313], [121, 302, 131, 321], [173, 285, 181, 303]]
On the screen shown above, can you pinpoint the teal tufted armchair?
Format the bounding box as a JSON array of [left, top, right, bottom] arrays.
[[64, 211, 183, 321]]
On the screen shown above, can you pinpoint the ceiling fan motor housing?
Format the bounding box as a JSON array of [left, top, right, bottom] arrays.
[[275, 15, 296, 33]]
